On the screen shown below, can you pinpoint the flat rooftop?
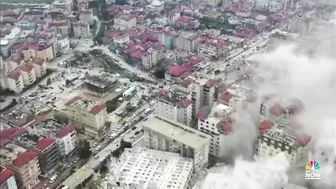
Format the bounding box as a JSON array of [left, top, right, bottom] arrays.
[[1, 109, 36, 128], [30, 119, 73, 138], [113, 148, 193, 189], [84, 74, 117, 89], [143, 116, 210, 149], [15, 132, 56, 152], [64, 96, 106, 115]]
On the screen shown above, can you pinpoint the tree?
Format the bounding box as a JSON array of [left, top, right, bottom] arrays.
[[154, 69, 165, 79], [100, 163, 108, 174], [120, 139, 132, 149], [46, 78, 52, 85], [112, 150, 121, 158], [53, 113, 69, 124], [78, 140, 92, 159]]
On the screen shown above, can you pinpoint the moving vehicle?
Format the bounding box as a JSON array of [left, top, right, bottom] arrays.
[[49, 175, 58, 183]]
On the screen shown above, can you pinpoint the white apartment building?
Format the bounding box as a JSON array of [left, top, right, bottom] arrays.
[[64, 96, 107, 138], [198, 104, 233, 158], [142, 46, 164, 69], [256, 95, 309, 166], [198, 39, 229, 58], [175, 31, 199, 52], [52, 0, 73, 12], [186, 78, 217, 118], [110, 148, 194, 189], [79, 9, 94, 24], [55, 125, 77, 156], [143, 116, 211, 172], [155, 88, 193, 126], [53, 37, 70, 56], [0, 143, 41, 189], [218, 84, 254, 111], [28, 120, 77, 157], [32, 59, 47, 78], [114, 15, 137, 29], [0, 166, 18, 189], [20, 64, 36, 86], [7, 70, 24, 93], [73, 22, 92, 38]]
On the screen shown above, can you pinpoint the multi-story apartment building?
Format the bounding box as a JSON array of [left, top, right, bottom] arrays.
[[111, 148, 194, 189], [198, 103, 233, 158], [256, 94, 309, 166], [73, 22, 92, 38], [22, 43, 54, 62], [0, 165, 18, 189], [28, 119, 77, 157], [14, 132, 61, 175], [155, 87, 193, 126], [32, 59, 47, 78], [53, 36, 70, 57], [1, 109, 36, 128], [186, 78, 217, 119], [19, 64, 36, 86], [218, 84, 254, 111], [6, 70, 24, 93], [141, 44, 164, 69], [143, 116, 211, 172], [0, 143, 40, 188], [174, 31, 199, 52], [114, 15, 137, 29], [49, 20, 71, 37], [52, 0, 73, 12], [64, 96, 107, 138], [79, 9, 93, 24], [198, 38, 229, 58]]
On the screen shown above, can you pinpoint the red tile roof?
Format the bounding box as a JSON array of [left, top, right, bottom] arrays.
[[156, 90, 166, 98], [168, 65, 189, 77], [206, 79, 216, 88], [64, 96, 82, 106], [89, 104, 106, 115], [295, 135, 311, 147], [0, 128, 28, 143], [0, 167, 14, 185], [187, 56, 205, 65], [21, 64, 34, 72], [56, 125, 74, 138], [13, 151, 38, 167], [221, 122, 233, 135], [7, 69, 21, 81], [270, 104, 286, 116], [220, 91, 233, 103], [218, 83, 230, 93], [178, 99, 193, 108], [130, 50, 143, 59], [259, 120, 274, 134], [35, 137, 56, 151]]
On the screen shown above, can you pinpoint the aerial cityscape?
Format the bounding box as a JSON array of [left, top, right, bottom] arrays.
[[0, 0, 335, 188]]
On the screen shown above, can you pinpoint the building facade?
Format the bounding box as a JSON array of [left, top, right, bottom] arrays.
[[73, 22, 92, 38], [143, 116, 210, 172], [155, 88, 193, 126], [0, 144, 40, 188], [64, 96, 107, 138]]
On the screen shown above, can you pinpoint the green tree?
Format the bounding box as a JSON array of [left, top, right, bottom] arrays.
[[112, 150, 121, 158], [120, 139, 132, 149], [53, 113, 69, 124], [78, 140, 92, 159]]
